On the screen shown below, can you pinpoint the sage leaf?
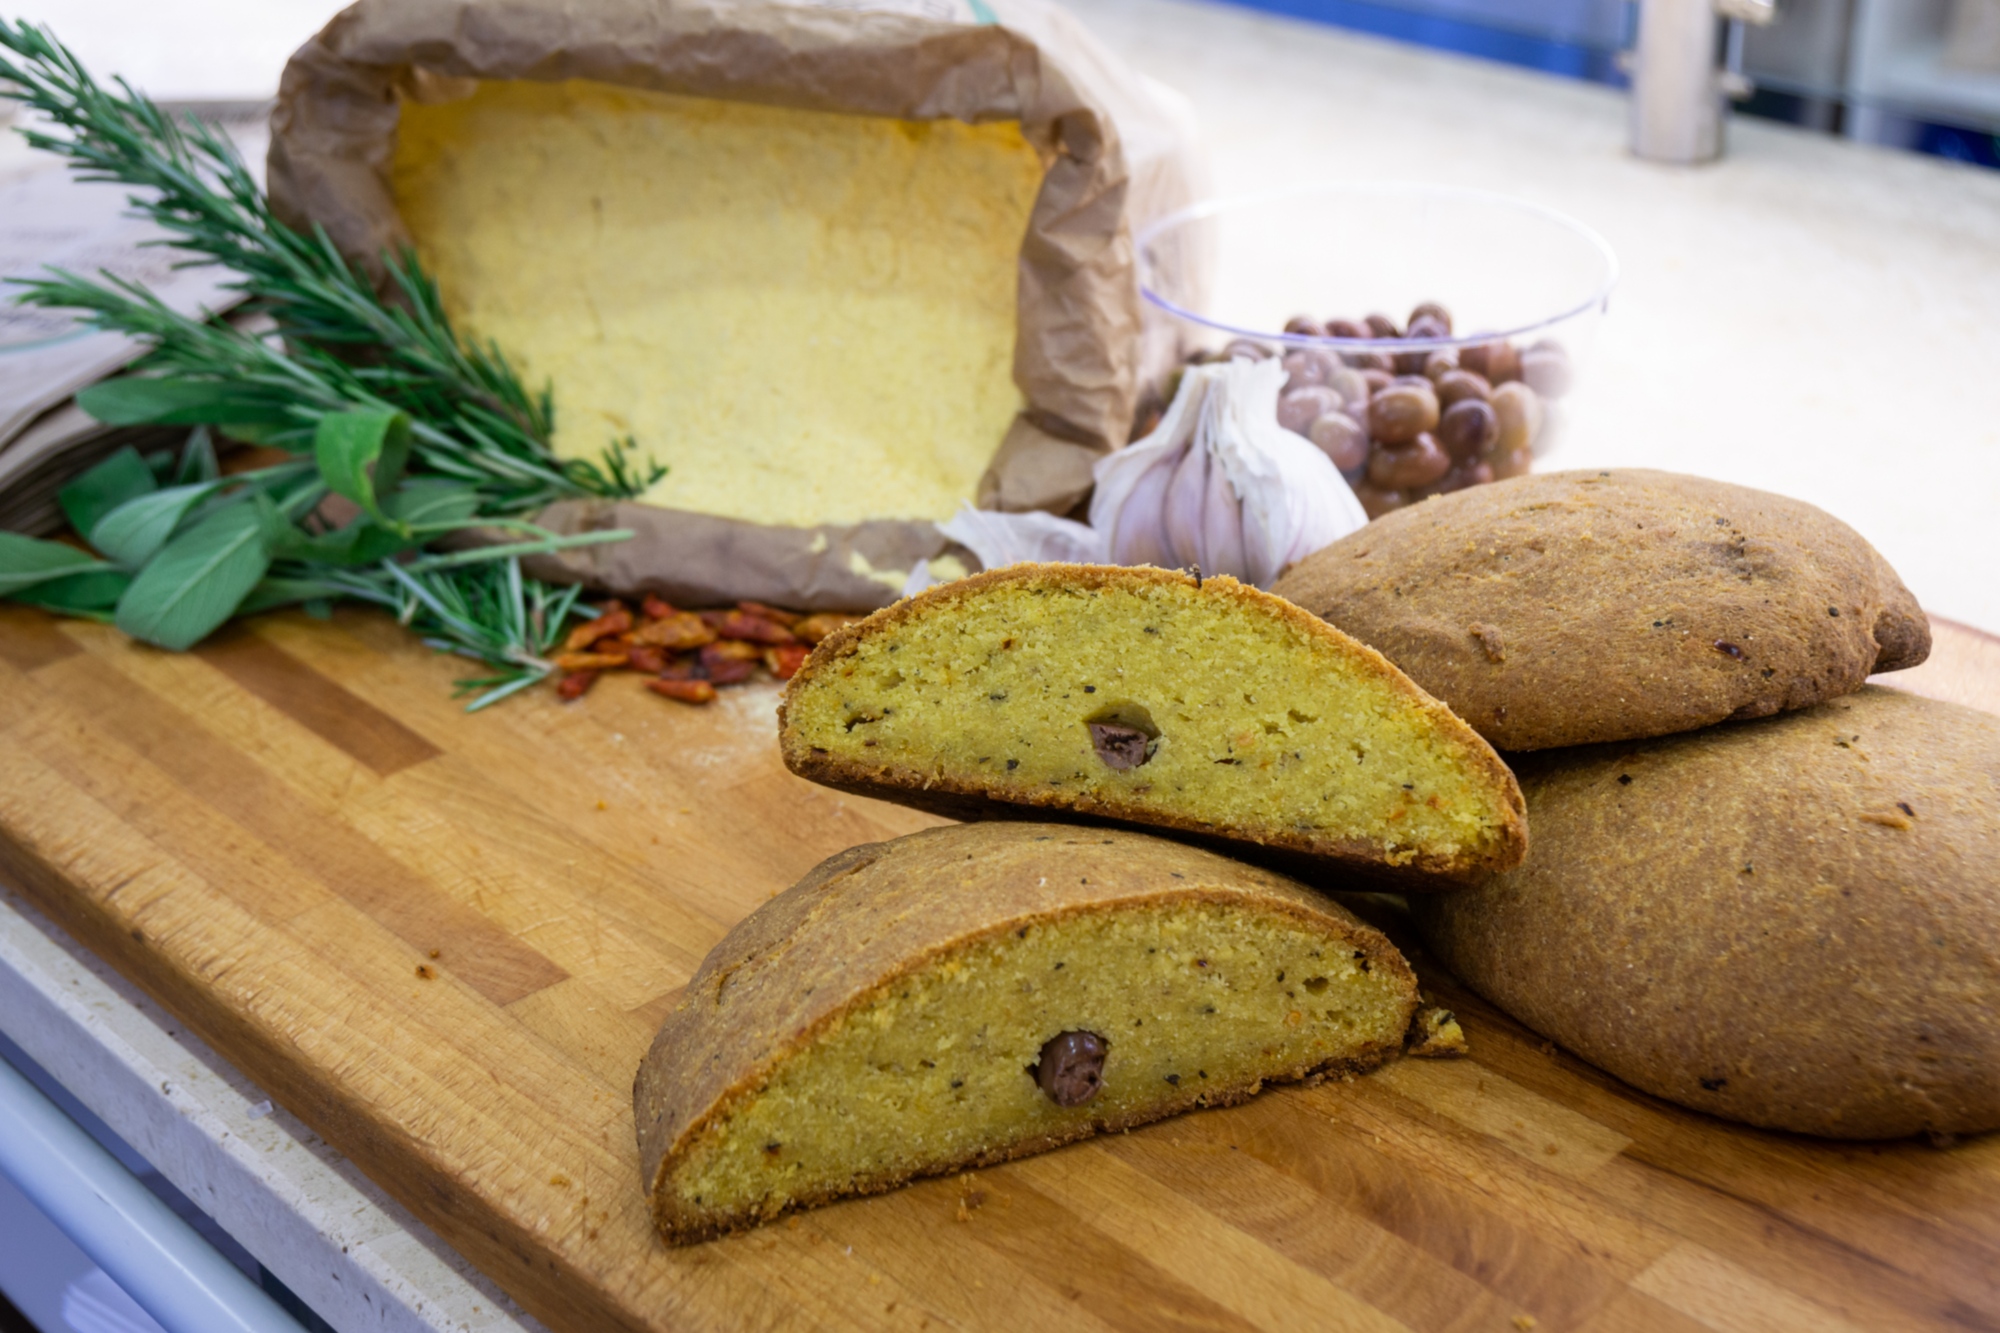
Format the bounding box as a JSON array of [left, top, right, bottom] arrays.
[[237, 575, 345, 617], [114, 500, 276, 650], [269, 520, 411, 568], [78, 376, 280, 427], [382, 478, 481, 529], [0, 532, 111, 596], [13, 567, 133, 616], [90, 479, 227, 568], [315, 408, 411, 523], [59, 446, 155, 536], [172, 427, 219, 486]]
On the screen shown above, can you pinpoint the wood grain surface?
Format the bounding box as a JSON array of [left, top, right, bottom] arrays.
[[0, 603, 1995, 1333]]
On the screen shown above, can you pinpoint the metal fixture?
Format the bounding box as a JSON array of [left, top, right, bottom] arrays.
[[0, 1054, 302, 1333], [1629, 0, 1778, 162]]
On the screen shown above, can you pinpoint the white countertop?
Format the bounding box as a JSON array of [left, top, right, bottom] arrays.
[[1068, 0, 2000, 632], [0, 883, 542, 1333]]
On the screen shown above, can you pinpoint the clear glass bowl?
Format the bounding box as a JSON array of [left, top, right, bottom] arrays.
[[1135, 182, 1618, 517]]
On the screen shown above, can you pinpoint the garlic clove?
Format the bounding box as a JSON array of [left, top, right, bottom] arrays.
[[1162, 418, 1214, 572], [1109, 453, 1179, 567], [1091, 370, 1204, 565], [1201, 409, 1249, 580]]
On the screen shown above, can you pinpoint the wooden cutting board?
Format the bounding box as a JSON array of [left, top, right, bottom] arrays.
[[1, 602, 1996, 1333]]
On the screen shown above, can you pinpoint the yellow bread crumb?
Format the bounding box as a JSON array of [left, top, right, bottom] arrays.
[[393, 80, 1044, 526]]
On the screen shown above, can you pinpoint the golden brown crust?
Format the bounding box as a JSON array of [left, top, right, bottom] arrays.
[[1413, 686, 2000, 1139], [1271, 469, 1932, 751], [777, 563, 1527, 886], [634, 822, 1419, 1243]]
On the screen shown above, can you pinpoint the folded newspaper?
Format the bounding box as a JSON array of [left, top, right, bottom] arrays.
[[0, 122, 259, 534]]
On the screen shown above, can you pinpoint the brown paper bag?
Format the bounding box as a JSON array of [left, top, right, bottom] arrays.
[[267, 0, 1207, 609]]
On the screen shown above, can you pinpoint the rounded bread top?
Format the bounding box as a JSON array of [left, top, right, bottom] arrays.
[[1271, 468, 1930, 751]]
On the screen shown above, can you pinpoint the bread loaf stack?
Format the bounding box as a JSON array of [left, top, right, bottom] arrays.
[[1276, 469, 2000, 1140], [637, 564, 1537, 1243]]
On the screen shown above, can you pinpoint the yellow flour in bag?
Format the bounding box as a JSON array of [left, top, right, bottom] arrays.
[[392, 79, 1046, 526]]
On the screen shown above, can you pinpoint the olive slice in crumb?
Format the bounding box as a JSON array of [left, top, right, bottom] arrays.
[[1087, 723, 1153, 771], [1033, 1031, 1108, 1105]]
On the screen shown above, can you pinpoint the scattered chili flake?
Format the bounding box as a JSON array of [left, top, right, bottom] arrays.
[[563, 604, 632, 652], [766, 643, 811, 680], [548, 598, 839, 704], [649, 678, 718, 704]]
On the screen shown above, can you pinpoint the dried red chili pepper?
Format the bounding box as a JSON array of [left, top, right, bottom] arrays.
[[794, 612, 861, 644], [648, 678, 718, 704], [563, 605, 633, 652], [700, 645, 757, 685], [711, 611, 796, 645], [766, 644, 811, 680], [631, 612, 714, 651], [737, 600, 802, 629]]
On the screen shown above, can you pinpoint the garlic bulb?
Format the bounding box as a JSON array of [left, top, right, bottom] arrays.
[[1090, 357, 1365, 588], [917, 357, 1364, 594]]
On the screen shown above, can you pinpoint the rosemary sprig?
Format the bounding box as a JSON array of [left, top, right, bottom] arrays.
[[37, 268, 612, 511], [258, 557, 594, 711], [0, 17, 664, 504], [0, 22, 661, 705]]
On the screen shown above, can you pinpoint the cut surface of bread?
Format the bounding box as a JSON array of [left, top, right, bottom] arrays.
[[634, 823, 1420, 1243], [1272, 469, 1931, 751], [393, 78, 1043, 526], [778, 564, 1526, 884], [1415, 686, 2000, 1139]]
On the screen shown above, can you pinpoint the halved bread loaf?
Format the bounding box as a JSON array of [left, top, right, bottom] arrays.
[[1414, 686, 2000, 1139], [777, 564, 1527, 885], [634, 823, 1420, 1243]]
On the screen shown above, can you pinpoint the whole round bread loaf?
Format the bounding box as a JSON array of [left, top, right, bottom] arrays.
[[1413, 686, 2000, 1139], [1271, 469, 1930, 751], [635, 822, 1419, 1242]]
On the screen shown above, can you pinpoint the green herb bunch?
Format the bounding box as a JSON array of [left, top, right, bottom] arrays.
[[0, 21, 662, 707]]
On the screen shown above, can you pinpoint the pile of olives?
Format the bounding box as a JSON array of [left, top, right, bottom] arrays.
[[1165, 303, 1572, 519]]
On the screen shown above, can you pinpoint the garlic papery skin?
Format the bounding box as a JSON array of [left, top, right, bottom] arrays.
[[936, 503, 1104, 571], [1090, 358, 1365, 588]]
